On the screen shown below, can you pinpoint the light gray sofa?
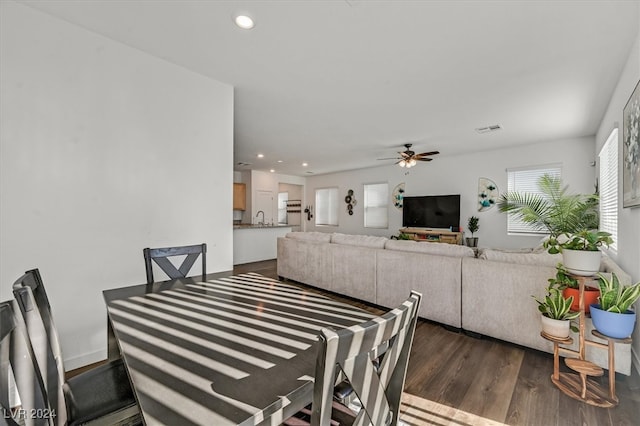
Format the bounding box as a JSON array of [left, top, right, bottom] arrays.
[[277, 231, 634, 375]]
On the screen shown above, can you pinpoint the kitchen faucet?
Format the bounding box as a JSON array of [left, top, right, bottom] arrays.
[[256, 210, 265, 225]]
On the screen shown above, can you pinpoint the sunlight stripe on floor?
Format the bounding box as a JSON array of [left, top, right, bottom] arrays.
[[400, 393, 508, 426]]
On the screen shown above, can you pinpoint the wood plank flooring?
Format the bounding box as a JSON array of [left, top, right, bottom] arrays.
[[234, 260, 640, 426]]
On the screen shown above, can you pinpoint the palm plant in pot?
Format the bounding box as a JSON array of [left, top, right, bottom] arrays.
[[590, 272, 640, 339], [533, 285, 580, 339], [544, 230, 613, 276], [548, 263, 599, 313], [497, 174, 599, 241], [466, 216, 479, 247]]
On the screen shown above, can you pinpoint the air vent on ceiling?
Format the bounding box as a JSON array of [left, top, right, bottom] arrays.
[[475, 124, 503, 134], [237, 161, 252, 166]]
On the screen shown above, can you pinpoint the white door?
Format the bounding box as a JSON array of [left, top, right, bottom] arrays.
[[255, 190, 274, 225]]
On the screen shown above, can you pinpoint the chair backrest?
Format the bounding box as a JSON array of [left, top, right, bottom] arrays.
[[11, 270, 65, 387], [310, 291, 422, 426], [12, 285, 68, 425], [143, 243, 207, 284], [0, 300, 50, 426]]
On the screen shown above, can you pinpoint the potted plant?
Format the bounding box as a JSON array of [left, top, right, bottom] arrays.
[[497, 174, 598, 244], [590, 272, 640, 339], [533, 286, 580, 339], [544, 230, 613, 276], [548, 263, 599, 313], [465, 216, 479, 247]]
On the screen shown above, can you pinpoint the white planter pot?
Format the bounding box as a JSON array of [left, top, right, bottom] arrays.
[[541, 315, 571, 339], [562, 249, 601, 276]]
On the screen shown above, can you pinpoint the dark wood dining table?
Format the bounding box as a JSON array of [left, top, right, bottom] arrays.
[[103, 272, 375, 426]]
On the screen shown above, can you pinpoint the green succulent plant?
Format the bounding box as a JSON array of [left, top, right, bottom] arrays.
[[596, 272, 640, 313], [533, 286, 580, 328]]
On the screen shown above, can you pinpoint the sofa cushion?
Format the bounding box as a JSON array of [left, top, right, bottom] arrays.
[[384, 240, 475, 258], [285, 231, 332, 243], [478, 248, 561, 267], [330, 233, 388, 249]]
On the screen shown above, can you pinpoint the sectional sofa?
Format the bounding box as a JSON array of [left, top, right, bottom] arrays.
[[276, 231, 633, 375]]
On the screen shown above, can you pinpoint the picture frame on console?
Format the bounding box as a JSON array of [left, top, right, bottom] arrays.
[[623, 79, 640, 208]]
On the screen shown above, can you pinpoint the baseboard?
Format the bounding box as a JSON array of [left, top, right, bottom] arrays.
[[64, 348, 106, 371]]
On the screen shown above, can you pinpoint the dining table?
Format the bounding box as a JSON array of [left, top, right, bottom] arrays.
[[103, 271, 376, 426]]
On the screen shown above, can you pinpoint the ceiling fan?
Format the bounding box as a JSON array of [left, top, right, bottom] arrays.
[[378, 144, 440, 168]]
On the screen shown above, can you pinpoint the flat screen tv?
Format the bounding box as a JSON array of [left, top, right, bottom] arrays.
[[402, 194, 461, 229]]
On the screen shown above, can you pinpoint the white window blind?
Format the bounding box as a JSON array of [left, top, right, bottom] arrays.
[[315, 187, 338, 226], [506, 165, 562, 234], [599, 129, 618, 252], [364, 183, 389, 228]]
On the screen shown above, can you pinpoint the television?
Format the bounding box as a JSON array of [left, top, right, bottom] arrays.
[[402, 194, 461, 229]]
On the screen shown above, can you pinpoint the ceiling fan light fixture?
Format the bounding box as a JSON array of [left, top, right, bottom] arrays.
[[409, 158, 417, 167], [399, 160, 406, 167]]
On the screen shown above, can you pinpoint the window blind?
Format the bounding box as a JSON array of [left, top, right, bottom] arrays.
[[506, 165, 562, 234], [315, 187, 338, 226], [364, 183, 389, 228], [599, 129, 618, 252]]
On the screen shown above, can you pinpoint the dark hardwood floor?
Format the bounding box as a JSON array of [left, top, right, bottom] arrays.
[[234, 260, 640, 426]]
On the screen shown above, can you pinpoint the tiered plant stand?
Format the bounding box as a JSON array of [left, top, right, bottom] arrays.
[[541, 275, 632, 407]]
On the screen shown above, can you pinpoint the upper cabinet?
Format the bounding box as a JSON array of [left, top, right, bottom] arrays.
[[233, 183, 246, 211]]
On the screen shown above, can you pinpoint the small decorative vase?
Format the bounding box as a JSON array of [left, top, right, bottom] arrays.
[[590, 304, 636, 339], [465, 237, 478, 248], [562, 287, 599, 314], [541, 315, 571, 339], [562, 249, 601, 276]]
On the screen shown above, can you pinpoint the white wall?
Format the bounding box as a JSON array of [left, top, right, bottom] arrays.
[[305, 137, 596, 249], [0, 2, 234, 369], [596, 28, 640, 369]]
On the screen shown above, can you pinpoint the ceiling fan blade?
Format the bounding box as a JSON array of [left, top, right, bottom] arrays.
[[417, 157, 433, 161], [377, 157, 401, 160], [416, 151, 440, 157]]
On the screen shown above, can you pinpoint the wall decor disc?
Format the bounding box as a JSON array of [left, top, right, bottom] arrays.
[[392, 183, 405, 209], [478, 177, 498, 211]]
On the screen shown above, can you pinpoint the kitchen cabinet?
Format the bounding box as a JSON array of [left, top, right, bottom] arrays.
[[233, 183, 246, 211]]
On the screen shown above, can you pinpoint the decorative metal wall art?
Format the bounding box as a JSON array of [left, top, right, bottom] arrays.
[[345, 189, 356, 215], [392, 183, 405, 209], [623, 79, 640, 208], [478, 177, 498, 211]]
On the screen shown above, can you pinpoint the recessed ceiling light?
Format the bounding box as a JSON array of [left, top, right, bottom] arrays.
[[302, 162, 308, 167], [269, 169, 275, 173], [257, 154, 264, 158], [234, 14, 255, 30], [277, 160, 283, 163]]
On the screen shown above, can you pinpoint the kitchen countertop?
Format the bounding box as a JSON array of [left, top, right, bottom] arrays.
[[233, 224, 292, 229]]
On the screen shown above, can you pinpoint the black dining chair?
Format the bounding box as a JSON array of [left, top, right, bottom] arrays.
[[0, 300, 49, 426], [143, 243, 207, 284], [12, 270, 139, 426], [285, 291, 422, 426]]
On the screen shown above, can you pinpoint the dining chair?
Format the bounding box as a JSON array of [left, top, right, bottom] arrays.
[[285, 291, 422, 426], [0, 300, 49, 426], [12, 270, 139, 426], [143, 243, 207, 284]]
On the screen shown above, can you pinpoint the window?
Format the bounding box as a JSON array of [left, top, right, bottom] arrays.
[[506, 164, 562, 234], [278, 192, 288, 224], [315, 187, 338, 226], [599, 129, 618, 252], [364, 183, 389, 228]]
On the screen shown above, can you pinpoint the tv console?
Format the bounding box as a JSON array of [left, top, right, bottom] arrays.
[[400, 227, 463, 245]]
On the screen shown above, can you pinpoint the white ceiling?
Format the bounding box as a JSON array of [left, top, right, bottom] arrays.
[[21, 0, 640, 176]]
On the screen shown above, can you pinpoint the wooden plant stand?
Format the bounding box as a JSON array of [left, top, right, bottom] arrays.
[[541, 275, 632, 407]]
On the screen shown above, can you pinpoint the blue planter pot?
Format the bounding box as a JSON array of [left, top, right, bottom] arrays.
[[590, 304, 636, 339]]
